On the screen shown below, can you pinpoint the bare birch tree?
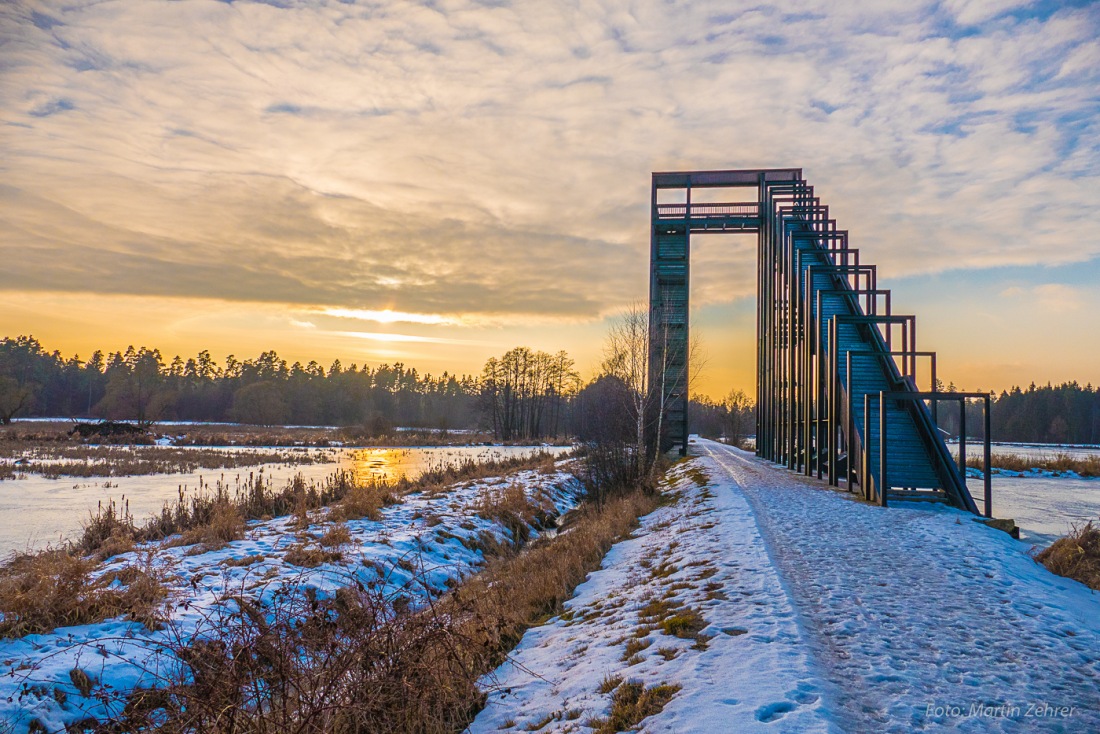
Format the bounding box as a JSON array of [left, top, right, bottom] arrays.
[[601, 301, 706, 482]]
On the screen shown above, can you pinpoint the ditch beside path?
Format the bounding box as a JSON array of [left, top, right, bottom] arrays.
[[702, 439, 1100, 733]]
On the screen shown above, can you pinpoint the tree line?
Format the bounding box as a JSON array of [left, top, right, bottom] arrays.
[[6, 335, 1095, 446], [0, 327, 740, 458], [0, 335, 481, 432], [935, 381, 1100, 445], [0, 336, 581, 441]]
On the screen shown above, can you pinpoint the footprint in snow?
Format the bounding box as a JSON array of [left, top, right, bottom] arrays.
[[755, 701, 796, 722]]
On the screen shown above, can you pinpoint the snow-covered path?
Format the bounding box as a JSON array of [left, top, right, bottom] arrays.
[[471, 458, 832, 733], [702, 439, 1100, 733]]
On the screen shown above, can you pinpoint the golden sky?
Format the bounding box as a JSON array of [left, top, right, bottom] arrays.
[[2, 0, 1098, 399]]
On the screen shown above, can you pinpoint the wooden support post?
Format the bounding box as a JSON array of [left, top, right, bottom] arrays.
[[846, 351, 854, 491], [879, 391, 888, 507], [958, 402, 967, 476], [984, 395, 992, 519], [863, 393, 872, 502]]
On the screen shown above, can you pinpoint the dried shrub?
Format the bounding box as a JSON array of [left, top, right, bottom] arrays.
[[110, 581, 491, 733], [92, 529, 136, 562], [171, 497, 244, 551], [1034, 521, 1100, 590], [108, 481, 658, 732], [78, 498, 137, 557], [0, 550, 167, 638], [318, 523, 352, 548], [476, 483, 541, 545]]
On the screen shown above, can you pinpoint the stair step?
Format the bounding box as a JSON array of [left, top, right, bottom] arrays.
[[887, 490, 948, 503]]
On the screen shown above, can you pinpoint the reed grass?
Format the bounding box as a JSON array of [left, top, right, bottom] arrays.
[[965, 452, 1100, 477], [0, 444, 333, 480], [0, 549, 167, 638], [104, 472, 659, 732], [0, 449, 568, 657]]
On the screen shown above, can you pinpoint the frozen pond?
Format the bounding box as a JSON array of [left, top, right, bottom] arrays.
[[948, 440, 1100, 461], [967, 474, 1100, 547], [0, 445, 568, 557], [941, 442, 1100, 546]]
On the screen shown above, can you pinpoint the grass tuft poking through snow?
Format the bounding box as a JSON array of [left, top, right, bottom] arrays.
[[658, 608, 706, 639], [586, 679, 681, 734], [470, 458, 829, 733]]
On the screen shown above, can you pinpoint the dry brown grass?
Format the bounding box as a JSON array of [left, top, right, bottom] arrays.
[[598, 674, 624, 695], [1034, 521, 1100, 590], [453, 489, 660, 661], [222, 554, 265, 568], [0, 550, 167, 638], [282, 543, 343, 568], [75, 470, 361, 556], [105, 476, 658, 732], [475, 482, 545, 546], [70, 452, 562, 560], [317, 523, 352, 548], [170, 498, 245, 551], [659, 608, 707, 639], [621, 636, 651, 661], [587, 679, 681, 734], [405, 451, 564, 496], [968, 452, 1100, 477], [0, 443, 333, 479], [329, 482, 393, 522]]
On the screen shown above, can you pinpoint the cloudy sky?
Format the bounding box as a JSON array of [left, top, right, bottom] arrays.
[[1, 0, 1097, 396]]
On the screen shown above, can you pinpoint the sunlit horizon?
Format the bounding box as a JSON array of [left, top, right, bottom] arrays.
[[3, 1, 1098, 402]]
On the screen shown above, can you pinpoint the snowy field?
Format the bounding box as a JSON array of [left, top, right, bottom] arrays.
[[0, 445, 566, 556], [476, 443, 1100, 732], [0, 465, 583, 732]]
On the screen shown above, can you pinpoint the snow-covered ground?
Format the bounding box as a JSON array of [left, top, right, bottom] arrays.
[[1, 465, 583, 733], [471, 458, 830, 733], [475, 441, 1100, 732], [8, 440, 1100, 732], [703, 440, 1100, 733]]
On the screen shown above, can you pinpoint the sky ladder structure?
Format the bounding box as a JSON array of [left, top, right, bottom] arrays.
[[648, 169, 991, 515]]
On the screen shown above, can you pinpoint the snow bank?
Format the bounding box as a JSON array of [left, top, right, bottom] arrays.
[[1, 467, 583, 732]]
